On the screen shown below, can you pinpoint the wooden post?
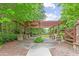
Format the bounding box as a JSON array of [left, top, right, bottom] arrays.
[[73, 20, 79, 50], [76, 25, 79, 44]]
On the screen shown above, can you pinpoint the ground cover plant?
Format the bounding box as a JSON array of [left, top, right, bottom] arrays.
[[34, 37, 44, 43]]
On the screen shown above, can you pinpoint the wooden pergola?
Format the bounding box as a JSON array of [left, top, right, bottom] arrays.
[[13, 20, 79, 49], [24, 20, 61, 28]]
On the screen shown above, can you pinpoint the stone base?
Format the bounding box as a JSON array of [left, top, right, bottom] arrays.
[[17, 34, 23, 40]]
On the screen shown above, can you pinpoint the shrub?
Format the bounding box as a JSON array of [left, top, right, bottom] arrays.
[[0, 37, 5, 45], [0, 32, 17, 45], [1, 33, 17, 42], [34, 37, 44, 43]]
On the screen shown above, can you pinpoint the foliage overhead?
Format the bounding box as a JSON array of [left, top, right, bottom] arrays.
[[60, 3, 79, 30], [0, 3, 45, 23]]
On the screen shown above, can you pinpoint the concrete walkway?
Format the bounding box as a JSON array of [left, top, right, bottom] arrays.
[[17, 38, 58, 56], [26, 38, 58, 56], [27, 45, 52, 56]]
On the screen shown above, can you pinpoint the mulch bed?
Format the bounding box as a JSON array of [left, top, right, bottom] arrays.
[[0, 41, 29, 56], [49, 42, 79, 56]]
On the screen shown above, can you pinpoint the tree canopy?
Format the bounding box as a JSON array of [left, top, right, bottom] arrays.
[[0, 3, 45, 23], [60, 3, 79, 30]]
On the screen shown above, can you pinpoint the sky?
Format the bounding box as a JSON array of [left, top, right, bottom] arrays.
[[43, 3, 61, 21]]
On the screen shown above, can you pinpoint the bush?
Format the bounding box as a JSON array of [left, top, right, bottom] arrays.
[[34, 37, 44, 43], [1, 33, 17, 42], [0, 32, 17, 45], [0, 37, 5, 45], [4, 33, 17, 41]]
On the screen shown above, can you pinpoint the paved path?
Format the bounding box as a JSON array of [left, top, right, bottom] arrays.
[[50, 41, 79, 56], [26, 38, 58, 56], [18, 38, 59, 56], [27, 45, 52, 56], [0, 41, 28, 56]]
